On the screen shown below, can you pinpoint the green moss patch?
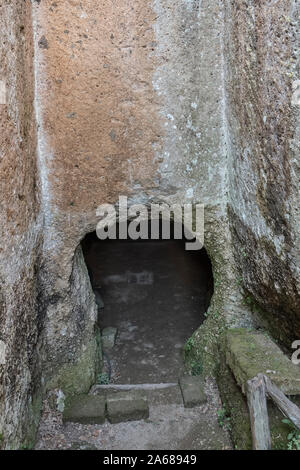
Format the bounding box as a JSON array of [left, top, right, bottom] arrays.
[[226, 328, 300, 394]]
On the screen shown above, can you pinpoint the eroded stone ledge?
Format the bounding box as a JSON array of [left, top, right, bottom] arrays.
[[226, 328, 300, 395]]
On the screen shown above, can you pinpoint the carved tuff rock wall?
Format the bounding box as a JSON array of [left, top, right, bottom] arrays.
[[0, 0, 299, 448], [225, 0, 300, 345], [0, 0, 41, 448]]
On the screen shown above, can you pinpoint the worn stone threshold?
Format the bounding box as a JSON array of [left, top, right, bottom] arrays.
[[90, 383, 178, 393], [64, 378, 207, 425]]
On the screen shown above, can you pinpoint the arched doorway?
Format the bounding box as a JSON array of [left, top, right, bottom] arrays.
[[81, 224, 213, 384]]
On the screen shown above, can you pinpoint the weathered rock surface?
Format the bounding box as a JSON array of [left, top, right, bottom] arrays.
[[0, 0, 41, 449], [225, 0, 300, 345], [42, 245, 102, 397]]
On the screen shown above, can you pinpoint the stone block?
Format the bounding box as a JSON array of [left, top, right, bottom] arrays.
[[102, 327, 117, 350], [106, 391, 149, 424], [63, 394, 106, 424], [226, 329, 300, 395], [179, 375, 207, 408]]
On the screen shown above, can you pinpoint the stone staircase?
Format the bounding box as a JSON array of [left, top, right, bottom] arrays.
[[36, 376, 232, 450], [63, 377, 206, 425]]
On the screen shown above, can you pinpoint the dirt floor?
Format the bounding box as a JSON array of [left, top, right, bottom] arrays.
[[35, 236, 232, 450]]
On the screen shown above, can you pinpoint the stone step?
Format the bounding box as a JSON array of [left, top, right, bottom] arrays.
[[179, 375, 207, 408], [90, 383, 182, 406], [63, 389, 150, 425], [63, 394, 106, 425], [106, 390, 149, 424]]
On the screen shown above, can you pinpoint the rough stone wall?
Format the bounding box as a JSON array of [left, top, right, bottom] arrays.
[[0, 0, 41, 448], [32, 0, 227, 210], [225, 0, 300, 346], [32, 0, 253, 387]]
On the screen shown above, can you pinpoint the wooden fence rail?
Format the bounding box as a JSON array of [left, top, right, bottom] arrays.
[[246, 373, 300, 450]]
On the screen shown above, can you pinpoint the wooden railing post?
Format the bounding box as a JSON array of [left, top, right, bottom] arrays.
[[246, 373, 300, 450], [246, 374, 271, 450]]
